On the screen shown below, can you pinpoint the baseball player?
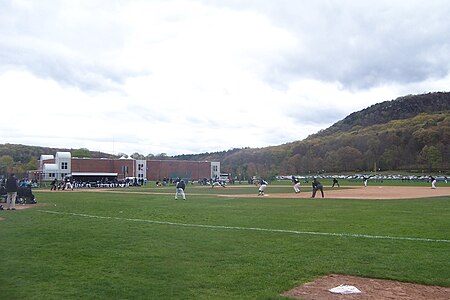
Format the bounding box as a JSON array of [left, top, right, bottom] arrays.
[[332, 178, 340, 188], [362, 175, 372, 187], [175, 179, 186, 200], [258, 178, 268, 196], [429, 175, 437, 189], [292, 176, 301, 193], [211, 179, 226, 188]]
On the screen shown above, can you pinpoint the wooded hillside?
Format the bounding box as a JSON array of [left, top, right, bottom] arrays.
[[176, 92, 450, 177], [310, 92, 450, 138]]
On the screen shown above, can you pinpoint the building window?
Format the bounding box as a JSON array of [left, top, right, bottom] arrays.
[[213, 165, 218, 172], [61, 162, 68, 169]]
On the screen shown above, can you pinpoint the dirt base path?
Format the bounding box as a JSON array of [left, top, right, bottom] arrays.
[[208, 184, 450, 200], [221, 186, 450, 199]]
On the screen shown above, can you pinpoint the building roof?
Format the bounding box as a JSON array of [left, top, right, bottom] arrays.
[[40, 154, 54, 161], [71, 172, 118, 176], [56, 152, 71, 159], [43, 164, 58, 171]]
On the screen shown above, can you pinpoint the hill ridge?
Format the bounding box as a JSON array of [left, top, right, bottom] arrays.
[[309, 91, 450, 138]]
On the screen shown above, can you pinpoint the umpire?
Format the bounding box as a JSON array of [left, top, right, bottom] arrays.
[[311, 178, 324, 198]]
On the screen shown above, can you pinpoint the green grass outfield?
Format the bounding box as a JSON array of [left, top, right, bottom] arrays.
[[1, 182, 449, 299]]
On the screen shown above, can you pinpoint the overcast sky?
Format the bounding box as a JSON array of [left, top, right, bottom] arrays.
[[1, 0, 449, 156]]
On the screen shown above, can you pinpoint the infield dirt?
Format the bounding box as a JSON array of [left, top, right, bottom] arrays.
[[219, 186, 450, 199]]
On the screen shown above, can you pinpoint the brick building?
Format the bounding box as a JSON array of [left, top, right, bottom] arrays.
[[39, 152, 220, 182]]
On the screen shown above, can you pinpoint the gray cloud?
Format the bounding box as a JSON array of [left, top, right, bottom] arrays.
[[0, 39, 144, 92], [204, 0, 450, 90], [286, 107, 348, 126], [0, 1, 144, 92]]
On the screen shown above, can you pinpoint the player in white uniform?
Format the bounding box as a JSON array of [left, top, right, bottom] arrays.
[[175, 179, 186, 200], [258, 178, 268, 196], [292, 176, 301, 193], [429, 175, 437, 189]]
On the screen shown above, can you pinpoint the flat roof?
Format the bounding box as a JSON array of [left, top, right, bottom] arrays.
[[43, 164, 58, 170], [56, 152, 71, 159], [40, 155, 54, 160], [71, 172, 118, 176]]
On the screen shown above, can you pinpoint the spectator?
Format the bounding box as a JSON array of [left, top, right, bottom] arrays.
[[5, 173, 18, 210]]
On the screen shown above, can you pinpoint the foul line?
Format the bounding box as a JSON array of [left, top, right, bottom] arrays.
[[38, 210, 450, 244]]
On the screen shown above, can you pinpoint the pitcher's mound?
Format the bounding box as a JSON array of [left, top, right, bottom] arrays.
[[281, 274, 450, 300]]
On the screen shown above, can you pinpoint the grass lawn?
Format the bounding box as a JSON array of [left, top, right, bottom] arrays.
[[1, 183, 449, 299]]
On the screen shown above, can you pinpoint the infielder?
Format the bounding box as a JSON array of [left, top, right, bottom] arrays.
[[175, 179, 186, 200], [258, 178, 268, 196], [429, 175, 437, 189], [292, 176, 301, 193]]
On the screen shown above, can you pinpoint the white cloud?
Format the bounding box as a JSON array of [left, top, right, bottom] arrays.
[[0, 0, 449, 156]]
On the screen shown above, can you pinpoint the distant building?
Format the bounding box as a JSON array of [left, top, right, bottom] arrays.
[[37, 152, 221, 182]]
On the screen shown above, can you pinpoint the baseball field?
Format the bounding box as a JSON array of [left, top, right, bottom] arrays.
[[1, 179, 449, 299]]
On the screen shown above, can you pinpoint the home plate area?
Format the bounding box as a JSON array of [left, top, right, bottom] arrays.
[[281, 274, 450, 300]]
